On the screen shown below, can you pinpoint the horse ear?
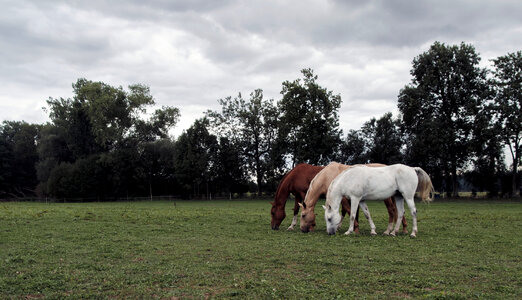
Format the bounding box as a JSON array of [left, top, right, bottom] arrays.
[[322, 205, 327, 210], [298, 202, 304, 209]]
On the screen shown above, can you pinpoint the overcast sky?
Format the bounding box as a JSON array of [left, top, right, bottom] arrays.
[[1, 0, 521, 137]]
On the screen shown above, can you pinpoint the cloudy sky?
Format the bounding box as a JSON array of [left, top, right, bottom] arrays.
[[1, 0, 521, 137]]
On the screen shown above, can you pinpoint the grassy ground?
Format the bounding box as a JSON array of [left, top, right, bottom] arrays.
[[0, 199, 521, 299]]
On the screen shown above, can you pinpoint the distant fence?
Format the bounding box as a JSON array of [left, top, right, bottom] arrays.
[[1, 191, 520, 203], [0, 193, 274, 203]]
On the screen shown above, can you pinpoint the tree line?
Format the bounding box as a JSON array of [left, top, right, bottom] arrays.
[[0, 42, 520, 200]]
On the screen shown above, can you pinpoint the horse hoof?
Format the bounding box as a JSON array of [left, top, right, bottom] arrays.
[[287, 227, 294, 231], [383, 231, 390, 236], [370, 231, 377, 236], [410, 233, 416, 238], [390, 232, 396, 237]]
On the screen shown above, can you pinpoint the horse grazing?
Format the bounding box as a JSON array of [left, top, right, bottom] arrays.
[[270, 164, 325, 230], [323, 164, 433, 238], [299, 162, 408, 235]]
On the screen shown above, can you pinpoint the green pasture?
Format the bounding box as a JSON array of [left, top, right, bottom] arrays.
[[1, 199, 520, 299]]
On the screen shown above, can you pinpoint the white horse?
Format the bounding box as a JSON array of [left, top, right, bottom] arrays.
[[323, 164, 433, 238]]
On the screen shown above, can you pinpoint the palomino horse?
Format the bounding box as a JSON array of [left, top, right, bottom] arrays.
[[270, 164, 352, 230], [324, 164, 434, 238], [300, 162, 408, 234]]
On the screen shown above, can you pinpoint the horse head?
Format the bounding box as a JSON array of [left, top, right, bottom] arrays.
[[270, 201, 285, 230], [299, 202, 316, 233], [323, 203, 341, 235]]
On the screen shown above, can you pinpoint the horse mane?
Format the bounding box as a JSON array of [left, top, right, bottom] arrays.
[[304, 167, 327, 207], [307, 162, 344, 208], [304, 174, 319, 208], [273, 169, 292, 206]]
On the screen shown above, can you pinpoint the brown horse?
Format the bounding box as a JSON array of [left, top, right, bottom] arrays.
[[270, 164, 323, 230], [299, 162, 408, 234]]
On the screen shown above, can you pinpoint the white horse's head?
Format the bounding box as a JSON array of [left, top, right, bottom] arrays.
[[323, 203, 341, 235]]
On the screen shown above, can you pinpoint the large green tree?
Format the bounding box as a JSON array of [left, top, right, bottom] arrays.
[[467, 94, 505, 196], [0, 121, 40, 197], [361, 112, 404, 164], [278, 68, 342, 166], [138, 139, 177, 199], [206, 89, 279, 196], [340, 113, 403, 165], [491, 51, 522, 196], [210, 137, 249, 195], [173, 118, 218, 197], [398, 42, 489, 196], [46, 79, 179, 154], [39, 79, 180, 199], [339, 129, 367, 165]]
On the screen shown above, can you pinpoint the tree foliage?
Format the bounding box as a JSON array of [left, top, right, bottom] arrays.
[[340, 113, 403, 165], [1, 47, 521, 200], [278, 68, 342, 166], [173, 118, 219, 197], [37, 79, 180, 199], [398, 42, 489, 196], [491, 51, 522, 196], [206, 90, 279, 195], [339, 129, 367, 165], [362, 112, 404, 164], [0, 121, 40, 197]]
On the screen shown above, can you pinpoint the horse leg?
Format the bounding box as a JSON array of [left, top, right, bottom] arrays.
[[287, 194, 303, 230], [383, 197, 396, 235], [338, 197, 347, 231], [400, 213, 409, 234], [354, 203, 360, 234], [341, 198, 360, 233], [404, 197, 418, 238], [340, 196, 359, 232], [345, 197, 360, 235], [359, 201, 377, 235], [391, 197, 405, 236]]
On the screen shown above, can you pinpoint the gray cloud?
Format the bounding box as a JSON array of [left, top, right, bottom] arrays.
[[1, 0, 521, 137]]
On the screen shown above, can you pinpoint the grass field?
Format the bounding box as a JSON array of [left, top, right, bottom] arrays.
[[1, 199, 521, 299]]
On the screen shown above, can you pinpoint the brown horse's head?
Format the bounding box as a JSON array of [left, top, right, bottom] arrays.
[[299, 203, 316, 233], [270, 202, 285, 230]]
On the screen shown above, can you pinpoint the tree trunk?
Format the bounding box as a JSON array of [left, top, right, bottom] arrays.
[[452, 173, 459, 197], [513, 161, 520, 197], [508, 142, 520, 196], [149, 181, 153, 201], [443, 167, 453, 197], [257, 173, 262, 197], [451, 160, 459, 197]]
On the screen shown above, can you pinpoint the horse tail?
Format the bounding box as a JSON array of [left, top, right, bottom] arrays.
[[414, 167, 434, 203]]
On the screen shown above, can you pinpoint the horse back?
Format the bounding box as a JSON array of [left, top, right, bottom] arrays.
[[278, 164, 323, 198], [387, 164, 419, 196], [337, 164, 416, 200]]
